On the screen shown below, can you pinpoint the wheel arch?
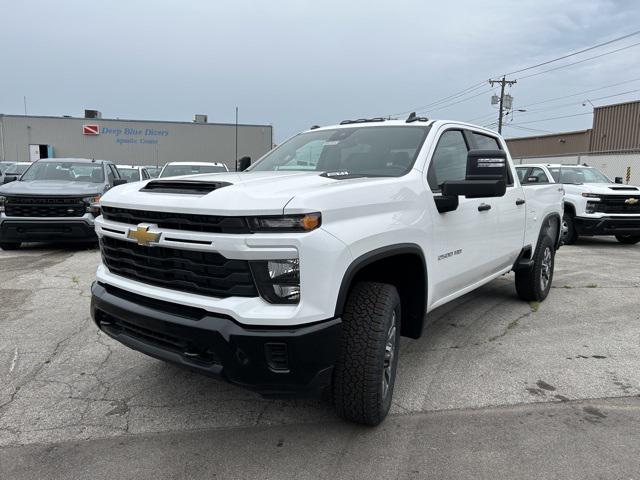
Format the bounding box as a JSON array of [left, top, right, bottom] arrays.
[[334, 244, 428, 339], [540, 212, 562, 250]]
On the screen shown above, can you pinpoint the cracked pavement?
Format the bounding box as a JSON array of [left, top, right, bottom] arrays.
[[1, 237, 640, 478]]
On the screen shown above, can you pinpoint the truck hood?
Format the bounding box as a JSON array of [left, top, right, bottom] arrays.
[[573, 183, 640, 195], [100, 171, 398, 215], [0, 180, 104, 196]]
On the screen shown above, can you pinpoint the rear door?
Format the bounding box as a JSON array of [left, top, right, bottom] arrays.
[[426, 129, 500, 303], [468, 131, 526, 270]]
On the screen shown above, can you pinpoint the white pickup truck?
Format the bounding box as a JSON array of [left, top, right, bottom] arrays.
[[90, 118, 563, 425], [516, 163, 640, 245]]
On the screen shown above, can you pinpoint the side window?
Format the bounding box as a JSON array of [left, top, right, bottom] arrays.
[[471, 132, 500, 150], [142, 169, 149, 180], [516, 168, 529, 183], [106, 164, 116, 184], [427, 130, 469, 191], [528, 167, 549, 184]]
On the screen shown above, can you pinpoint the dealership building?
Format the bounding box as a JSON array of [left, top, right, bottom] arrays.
[[0, 111, 274, 170]]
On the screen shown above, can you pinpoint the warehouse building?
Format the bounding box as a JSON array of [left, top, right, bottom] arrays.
[[506, 100, 640, 184], [0, 111, 273, 171]]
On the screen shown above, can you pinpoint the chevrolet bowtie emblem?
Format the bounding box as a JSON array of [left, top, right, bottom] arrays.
[[127, 224, 161, 246], [625, 198, 639, 205]]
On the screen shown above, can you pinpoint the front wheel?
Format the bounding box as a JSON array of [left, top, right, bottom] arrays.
[[332, 281, 401, 426], [515, 235, 555, 302], [615, 234, 640, 245], [0, 242, 21, 251], [562, 213, 578, 245]]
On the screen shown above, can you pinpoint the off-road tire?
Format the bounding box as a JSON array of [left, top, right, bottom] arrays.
[[615, 234, 640, 245], [562, 212, 578, 245], [332, 281, 401, 426], [0, 242, 21, 251], [515, 235, 555, 302]]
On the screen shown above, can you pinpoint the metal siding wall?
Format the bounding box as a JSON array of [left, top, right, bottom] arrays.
[[506, 130, 591, 157], [0, 116, 273, 170], [590, 101, 640, 152]]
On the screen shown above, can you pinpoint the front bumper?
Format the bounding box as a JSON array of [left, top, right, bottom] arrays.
[[574, 216, 640, 236], [0, 217, 97, 243], [90, 281, 342, 396]]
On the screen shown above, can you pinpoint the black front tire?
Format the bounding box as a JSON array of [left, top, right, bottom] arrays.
[[515, 235, 555, 302], [615, 234, 640, 245], [0, 242, 21, 251], [332, 281, 401, 426], [562, 212, 578, 245]]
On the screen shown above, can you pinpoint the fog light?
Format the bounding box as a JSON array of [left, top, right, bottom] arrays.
[[250, 259, 300, 304]]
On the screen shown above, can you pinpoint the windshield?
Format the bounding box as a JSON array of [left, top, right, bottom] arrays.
[[249, 126, 430, 176], [0, 162, 16, 174], [160, 164, 227, 177], [118, 168, 141, 182], [6, 164, 31, 175], [21, 162, 105, 183], [146, 167, 161, 178], [548, 167, 611, 184]]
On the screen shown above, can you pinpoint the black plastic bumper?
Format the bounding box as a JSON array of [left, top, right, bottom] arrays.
[[90, 282, 342, 397], [574, 216, 640, 236], [0, 219, 97, 243]]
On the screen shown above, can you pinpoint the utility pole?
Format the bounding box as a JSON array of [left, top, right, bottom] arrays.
[[234, 106, 238, 170], [489, 76, 516, 134]]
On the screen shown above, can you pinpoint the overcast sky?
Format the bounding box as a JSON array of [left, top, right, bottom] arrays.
[[2, 0, 640, 141]]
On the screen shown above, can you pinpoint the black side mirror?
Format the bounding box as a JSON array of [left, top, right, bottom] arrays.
[[237, 156, 251, 172], [526, 176, 539, 183], [3, 175, 17, 184], [113, 178, 128, 186], [441, 150, 508, 199], [615, 177, 624, 184]]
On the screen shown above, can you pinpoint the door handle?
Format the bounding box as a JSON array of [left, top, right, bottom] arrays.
[[516, 199, 526, 206], [478, 203, 492, 212]]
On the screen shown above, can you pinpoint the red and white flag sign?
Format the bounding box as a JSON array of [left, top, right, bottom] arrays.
[[83, 124, 100, 135]]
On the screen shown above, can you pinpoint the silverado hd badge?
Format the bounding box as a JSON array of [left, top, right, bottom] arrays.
[[127, 224, 161, 246]]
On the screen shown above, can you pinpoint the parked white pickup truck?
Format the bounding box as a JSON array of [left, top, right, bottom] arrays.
[[90, 118, 563, 425], [516, 163, 640, 245]]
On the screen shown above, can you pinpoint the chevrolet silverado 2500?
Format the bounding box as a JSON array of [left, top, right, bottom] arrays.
[[516, 163, 640, 245], [91, 118, 563, 425]]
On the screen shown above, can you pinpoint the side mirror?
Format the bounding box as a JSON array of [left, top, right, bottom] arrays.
[[615, 177, 624, 184], [441, 150, 508, 199], [113, 178, 128, 186], [526, 176, 539, 183], [3, 175, 17, 184], [237, 156, 251, 172]]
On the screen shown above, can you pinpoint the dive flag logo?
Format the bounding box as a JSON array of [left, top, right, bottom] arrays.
[[83, 124, 100, 135]]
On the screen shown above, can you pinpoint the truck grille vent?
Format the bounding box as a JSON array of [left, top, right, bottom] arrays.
[[100, 236, 258, 298], [140, 180, 231, 194], [4, 196, 86, 217], [101, 207, 250, 234], [590, 195, 640, 214]]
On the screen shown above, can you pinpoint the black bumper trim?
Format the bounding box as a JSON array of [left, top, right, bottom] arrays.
[[574, 216, 640, 236], [90, 281, 341, 396], [0, 219, 97, 242]]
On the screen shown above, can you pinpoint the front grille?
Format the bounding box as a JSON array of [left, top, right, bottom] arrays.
[[592, 195, 640, 214], [100, 236, 258, 298], [101, 206, 249, 234], [5, 196, 86, 217]]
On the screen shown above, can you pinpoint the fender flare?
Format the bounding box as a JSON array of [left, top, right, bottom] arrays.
[[539, 212, 562, 251], [334, 243, 428, 321]]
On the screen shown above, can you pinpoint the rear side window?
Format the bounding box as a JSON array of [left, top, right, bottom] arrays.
[[427, 130, 469, 191], [471, 132, 500, 150]]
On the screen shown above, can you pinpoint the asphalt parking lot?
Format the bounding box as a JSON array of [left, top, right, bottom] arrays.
[[1, 238, 640, 479]]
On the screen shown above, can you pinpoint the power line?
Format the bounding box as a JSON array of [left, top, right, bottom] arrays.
[[510, 111, 593, 125], [392, 82, 487, 117], [504, 30, 640, 76], [413, 88, 497, 115], [505, 124, 557, 134], [516, 41, 640, 80]]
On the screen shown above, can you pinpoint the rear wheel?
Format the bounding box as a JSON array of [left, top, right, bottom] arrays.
[[615, 234, 640, 245], [0, 242, 21, 251], [332, 281, 401, 426], [562, 212, 578, 245], [515, 235, 555, 302]]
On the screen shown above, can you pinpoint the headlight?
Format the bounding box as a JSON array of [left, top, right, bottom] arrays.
[[83, 195, 102, 216], [581, 193, 601, 199], [250, 259, 300, 304], [247, 213, 321, 232], [0, 196, 5, 213]]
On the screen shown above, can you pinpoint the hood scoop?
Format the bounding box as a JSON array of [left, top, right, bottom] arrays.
[[609, 186, 638, 191], [140, 180, 232, 194]]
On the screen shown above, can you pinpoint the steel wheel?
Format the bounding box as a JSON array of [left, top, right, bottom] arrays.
[[382, 311, 397, 399]]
